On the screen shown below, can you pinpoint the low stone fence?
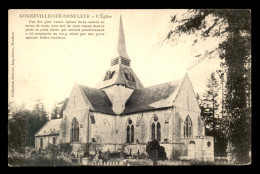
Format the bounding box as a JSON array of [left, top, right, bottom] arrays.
[[82, 158, 128, 166]]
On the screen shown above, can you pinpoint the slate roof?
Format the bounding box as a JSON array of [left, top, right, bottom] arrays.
[[122, 80, 182, 115], [96, 64, 144, 90], [77, 79, 182, 115], [115, 64, 144, 89], [35, 118, 62, 137], [78, 85, 115, 115]]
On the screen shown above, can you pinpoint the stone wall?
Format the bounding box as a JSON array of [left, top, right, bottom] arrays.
[[116, 109, 174, 144], [90, 112, 116, 144], [179, 137, 214, 161], [35, 135, 59, 150], [173, 74, 205, 140], [203, 136, 214, 161], [88, 109, 175, 146], [61, 84, 90, 144]]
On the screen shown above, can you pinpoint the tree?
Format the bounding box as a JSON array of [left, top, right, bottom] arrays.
[[146, 140, 167, 162], [28, 100, 49, 147], [8, 103, 30, 153], [8, 100, 49, 152], [51, 98, 68, 119], [31, 99, 49, 123], [51, 105, 59, 119], [216, 67, 228, 118], [166, 9, 251, 164], [199, 72, 228, 157], [202, 72, 220, 132], [196, 93, 208, 118]]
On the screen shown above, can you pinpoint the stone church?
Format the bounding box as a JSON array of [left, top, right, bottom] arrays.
[[35, 16, 214, 161]]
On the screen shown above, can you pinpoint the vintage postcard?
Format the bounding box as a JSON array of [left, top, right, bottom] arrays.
[[8, 9, 251, 166]]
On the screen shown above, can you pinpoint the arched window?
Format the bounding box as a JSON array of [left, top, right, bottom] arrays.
[[157, 122, 161, 142], [127, 126, 130, 143], [151, 115, 161, 142], [53, 137, 56, 145], [71, 118, 79, 142], [40, 138, 43, 149], [131, 125, 134, 143], [176, 113, 182, 138], [126, 119, 134, 143], [198, 116, 202, 136], [152, 123, 155, 140], [184, 116, 192, 138]]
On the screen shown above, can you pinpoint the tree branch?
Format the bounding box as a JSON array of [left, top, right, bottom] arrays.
[[202, 18, 220, 37]]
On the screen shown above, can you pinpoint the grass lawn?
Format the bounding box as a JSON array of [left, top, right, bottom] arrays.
[[126, 159, 232, 166]]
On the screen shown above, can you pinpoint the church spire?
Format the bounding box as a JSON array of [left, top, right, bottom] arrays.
[[113, 15, 130, 59], [96, 15, 144, 90]]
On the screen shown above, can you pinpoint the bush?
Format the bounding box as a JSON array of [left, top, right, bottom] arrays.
[[29, 148, 37, 155], [53, 156, 73, 166], [58, 143, 72, 154], [83, 151, 90, 158], [139, 152, 147, 159], [109, 151, 121, 158], [146, 140, 160, 158], [8, 151, 74, 166], [45, 144, 59, 163], [8, 145, 74, 167], [158, 146, 167, 161], [172, 150, 181, 159], [100, 151, 109, 162], [146, 140, 167, 161], [120, 151, 130, 159], [8, 151, 27, 166]]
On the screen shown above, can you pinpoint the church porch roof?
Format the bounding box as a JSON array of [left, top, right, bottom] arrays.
[[35, 118, 62, 137]]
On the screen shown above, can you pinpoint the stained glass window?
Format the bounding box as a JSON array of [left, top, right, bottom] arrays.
[[71, 118, 79, 142], [184, 116, 192, 138]]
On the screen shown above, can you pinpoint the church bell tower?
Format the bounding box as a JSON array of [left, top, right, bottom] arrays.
[[96, 16, 144, 114]]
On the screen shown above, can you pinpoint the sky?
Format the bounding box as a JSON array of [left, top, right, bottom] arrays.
[[8, 9, 222, 115]]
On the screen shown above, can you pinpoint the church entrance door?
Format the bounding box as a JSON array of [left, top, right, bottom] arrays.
[[188, 141, 196, 159]]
